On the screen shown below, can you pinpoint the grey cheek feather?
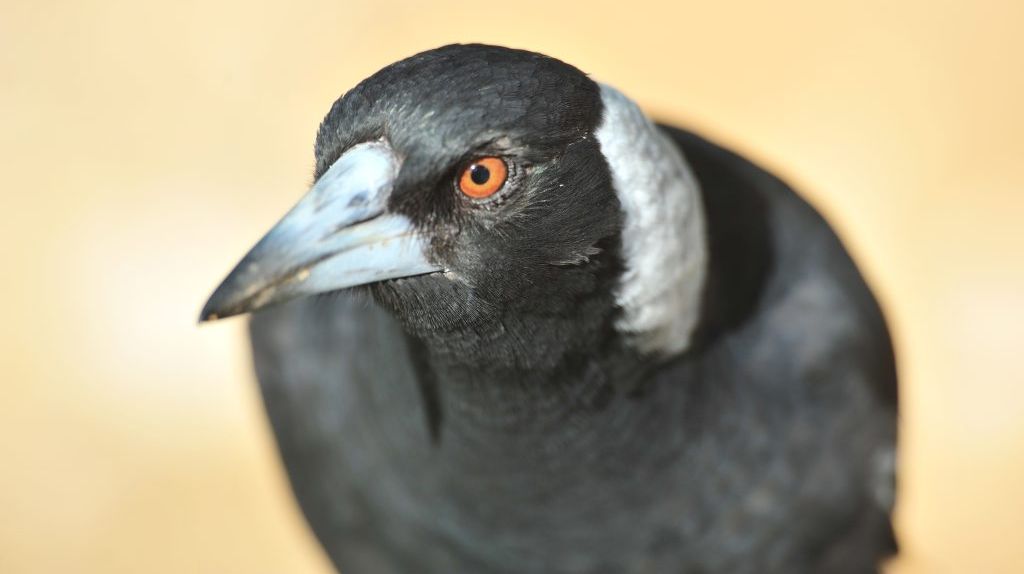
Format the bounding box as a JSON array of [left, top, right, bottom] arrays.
[[595, 84, 708, 356]]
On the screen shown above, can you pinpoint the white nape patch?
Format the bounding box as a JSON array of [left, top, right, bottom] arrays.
[[595, 84, 708, 356]]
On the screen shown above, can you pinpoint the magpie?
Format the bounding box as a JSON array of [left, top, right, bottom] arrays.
[[201, 44, 898, 574]]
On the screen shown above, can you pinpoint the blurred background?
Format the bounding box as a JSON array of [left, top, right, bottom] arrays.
[[2, 0, 1022, 572]]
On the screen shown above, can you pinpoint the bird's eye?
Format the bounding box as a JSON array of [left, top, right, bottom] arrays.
[[458, 157, 508, 199]]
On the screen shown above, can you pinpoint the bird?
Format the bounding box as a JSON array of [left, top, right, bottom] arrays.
[[201, 44, 898, 574]]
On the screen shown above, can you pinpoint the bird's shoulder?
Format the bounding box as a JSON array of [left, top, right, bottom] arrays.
[[660, 124, 898, 409]]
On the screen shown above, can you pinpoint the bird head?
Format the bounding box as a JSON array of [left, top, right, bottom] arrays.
[[201, 44, 706, 357]]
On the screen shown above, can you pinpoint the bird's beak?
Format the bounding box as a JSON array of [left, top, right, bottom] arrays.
[[200, 141, 441, 322]]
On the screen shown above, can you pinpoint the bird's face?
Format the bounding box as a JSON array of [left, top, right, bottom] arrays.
[[202, 45, 624, 333]]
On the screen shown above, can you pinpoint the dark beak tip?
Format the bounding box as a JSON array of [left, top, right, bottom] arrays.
[[198, 285, 241, 325], [198, 302, 243, 325], [197, 301, 222, 325], [199, 267, 273, 324]]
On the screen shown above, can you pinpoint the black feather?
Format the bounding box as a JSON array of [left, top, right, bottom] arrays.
[[243, 44, 898, 574]]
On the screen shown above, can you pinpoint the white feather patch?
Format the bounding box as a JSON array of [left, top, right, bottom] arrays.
[[595, 84, 708, 356]]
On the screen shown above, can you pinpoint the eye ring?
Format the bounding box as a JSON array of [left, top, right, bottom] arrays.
[[458, 157, 508, 199]]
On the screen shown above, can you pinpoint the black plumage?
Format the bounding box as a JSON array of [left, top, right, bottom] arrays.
[[204, 44, 898, 573]]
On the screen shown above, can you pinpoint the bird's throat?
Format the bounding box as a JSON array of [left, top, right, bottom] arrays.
[[367, 244, 653, 439], [399, 296, 650, 441]]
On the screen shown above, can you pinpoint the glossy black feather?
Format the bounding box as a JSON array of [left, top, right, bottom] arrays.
[[246, 44, 897, 573]]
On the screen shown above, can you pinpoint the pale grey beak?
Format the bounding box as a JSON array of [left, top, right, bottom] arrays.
[[200, 141, 441, 322]]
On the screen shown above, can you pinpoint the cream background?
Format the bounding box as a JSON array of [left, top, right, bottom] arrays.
[[2, 0, 1022, 572]]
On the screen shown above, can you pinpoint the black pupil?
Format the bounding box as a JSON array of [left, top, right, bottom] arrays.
[[470, 164, 491, 185]]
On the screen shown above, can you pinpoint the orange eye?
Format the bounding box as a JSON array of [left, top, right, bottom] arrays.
[[458, 157, 508, 199]]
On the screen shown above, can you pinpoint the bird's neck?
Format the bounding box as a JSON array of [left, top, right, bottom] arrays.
[[402, 288, 655, 438], [343, 295, 691, 553]]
